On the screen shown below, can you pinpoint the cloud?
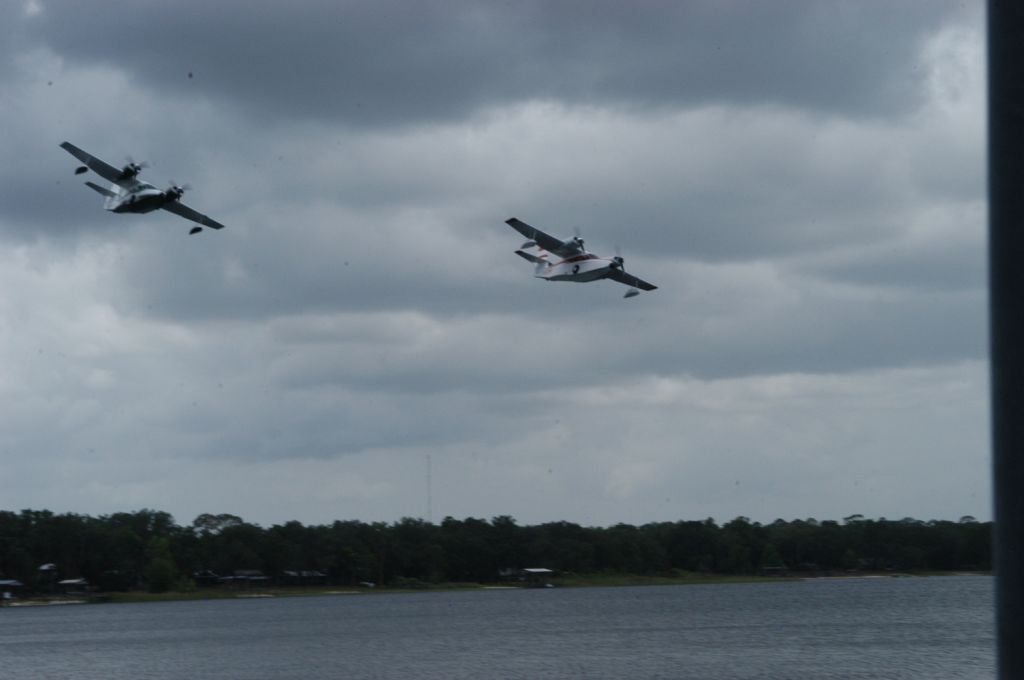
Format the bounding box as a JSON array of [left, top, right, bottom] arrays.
[[0, 2, 989, 526], [17, 1, 971, 127]]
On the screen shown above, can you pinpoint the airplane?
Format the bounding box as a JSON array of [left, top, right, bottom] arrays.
[[59, 141, 225, 235], [505, 217, 657, 298]]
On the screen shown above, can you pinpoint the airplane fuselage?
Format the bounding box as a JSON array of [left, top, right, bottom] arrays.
[[539, 253, 620, 283], [105, 182, 169, 214]]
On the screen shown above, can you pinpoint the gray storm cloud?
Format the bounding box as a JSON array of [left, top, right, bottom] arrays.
[[0, 1, 988, 527]]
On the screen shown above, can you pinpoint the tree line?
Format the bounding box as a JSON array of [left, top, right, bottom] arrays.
[[0, 510, 990, 592]]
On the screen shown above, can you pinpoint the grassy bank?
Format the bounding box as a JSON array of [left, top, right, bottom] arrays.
[[549, 572, 790, 588], [10, 570, 985, 606]]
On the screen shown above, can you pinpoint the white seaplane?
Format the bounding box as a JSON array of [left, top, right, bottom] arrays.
[[505, 217, 657, 298], [60, 141, 225, 235]]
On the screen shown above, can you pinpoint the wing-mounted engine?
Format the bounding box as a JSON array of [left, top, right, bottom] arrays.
[[565, 225, 588, 254], [116, 157, 148, 181], [163, 182, 191, 202], [611, 244, 626, 271]]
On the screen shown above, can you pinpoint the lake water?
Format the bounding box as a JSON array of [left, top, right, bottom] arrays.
[[0, 575, 993, 679]]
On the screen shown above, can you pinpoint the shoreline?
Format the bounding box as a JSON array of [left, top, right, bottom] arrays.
[[2, 571, 990, 607]]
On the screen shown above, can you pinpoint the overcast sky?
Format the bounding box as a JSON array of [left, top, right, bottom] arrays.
[[0, 1, 987, 528]]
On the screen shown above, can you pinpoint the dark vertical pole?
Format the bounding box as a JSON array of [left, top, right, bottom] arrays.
[[990, 2, 1024, 677]]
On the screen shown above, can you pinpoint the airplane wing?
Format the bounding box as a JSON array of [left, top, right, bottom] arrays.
[[605, 267, 658, 291], [505, 217, 577, 257], [161, 200, 226, 230], [60, 141, 131, 186]]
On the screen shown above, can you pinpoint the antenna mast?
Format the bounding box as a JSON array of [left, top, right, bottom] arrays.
[[426, 454, 433, 523]]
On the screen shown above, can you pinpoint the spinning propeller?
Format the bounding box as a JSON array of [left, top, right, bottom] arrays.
[[166, 181, 202, 235], [118, 156, 148, 180], [571, 226, 585, 252], [611, 246, 640, 298], [611, 245, 626, 271], [165, 181, 191, 201]]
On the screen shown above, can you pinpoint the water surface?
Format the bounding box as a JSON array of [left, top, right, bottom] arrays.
[[0, 575, 993, 679]]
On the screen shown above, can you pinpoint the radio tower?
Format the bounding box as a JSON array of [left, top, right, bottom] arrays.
[[426, 454, 433, 524]]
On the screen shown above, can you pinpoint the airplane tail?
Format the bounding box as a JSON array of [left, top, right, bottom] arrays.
[[515, 248, 551, 276], [84, 181, 117, 198]]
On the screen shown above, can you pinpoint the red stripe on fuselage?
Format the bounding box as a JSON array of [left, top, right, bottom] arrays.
[[555, 254, 600, 265]]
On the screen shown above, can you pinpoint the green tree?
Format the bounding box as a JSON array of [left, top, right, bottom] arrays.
[[143, 537, 178, 592], [760, 543, 786, 571], [192, 513, 244, 536], [144, 558, 176, 592]]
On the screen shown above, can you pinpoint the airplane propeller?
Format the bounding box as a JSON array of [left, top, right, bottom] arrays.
[[165, 181, 191, 201], [613, 246, 639, 298], [119, 156, 148, 180], [611, 245, 625, 271], [571, 226, 585, 252]]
